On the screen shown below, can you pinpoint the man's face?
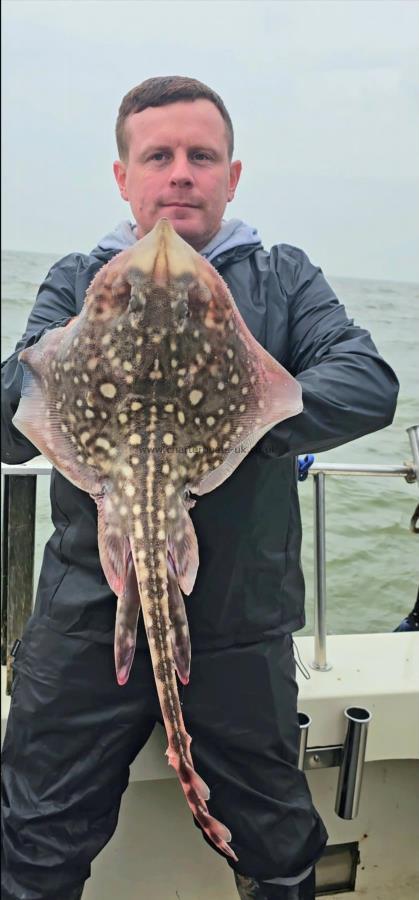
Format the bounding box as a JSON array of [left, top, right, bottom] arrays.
[[113, 99, 242, 251]]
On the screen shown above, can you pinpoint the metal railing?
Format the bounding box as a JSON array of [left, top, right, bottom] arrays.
[[1, 427, 418, 688]]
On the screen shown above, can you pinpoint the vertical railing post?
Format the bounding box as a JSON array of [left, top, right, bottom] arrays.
[[311, 472, 331, 671], [407, 426, 419, 489], [1, 474, 37, 693]]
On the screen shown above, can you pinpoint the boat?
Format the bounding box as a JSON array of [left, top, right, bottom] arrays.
[[2, 427, 418, 899]]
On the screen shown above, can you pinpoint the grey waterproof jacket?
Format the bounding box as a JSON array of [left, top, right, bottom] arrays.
[[1, 237, 399, 650]]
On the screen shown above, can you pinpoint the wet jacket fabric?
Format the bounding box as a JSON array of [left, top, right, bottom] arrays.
[[1, 229, 399, 652]]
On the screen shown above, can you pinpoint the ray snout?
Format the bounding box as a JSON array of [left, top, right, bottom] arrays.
[[129, 218, 201, 286]]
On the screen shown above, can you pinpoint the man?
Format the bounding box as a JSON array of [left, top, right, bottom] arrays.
[[1, 76, 399, 900]]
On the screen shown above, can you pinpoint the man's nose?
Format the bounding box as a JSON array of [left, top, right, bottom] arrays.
[[169, 153, 195, 187]]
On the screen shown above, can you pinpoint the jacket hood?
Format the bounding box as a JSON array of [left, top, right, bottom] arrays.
[[93, 218, 262, 264]]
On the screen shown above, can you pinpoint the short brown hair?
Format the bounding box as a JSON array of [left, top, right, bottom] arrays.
[[116, 75, 234, 161]]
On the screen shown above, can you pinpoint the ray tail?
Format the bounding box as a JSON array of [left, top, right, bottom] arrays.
[[129, 532, 238, 861]]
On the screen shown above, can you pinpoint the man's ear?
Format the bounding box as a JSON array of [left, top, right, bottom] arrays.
[[227, 160, 242, 202], [113, 160, 129, 201]]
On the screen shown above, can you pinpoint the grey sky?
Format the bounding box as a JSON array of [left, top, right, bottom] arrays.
[[2, 0, 418, 280]]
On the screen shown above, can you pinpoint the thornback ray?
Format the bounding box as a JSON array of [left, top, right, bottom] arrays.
[[13, 217, 303, 861]]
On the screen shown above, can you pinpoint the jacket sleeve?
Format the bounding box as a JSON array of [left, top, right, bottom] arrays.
[[266, 246, 399, 456], [1, 256, 79, 464]]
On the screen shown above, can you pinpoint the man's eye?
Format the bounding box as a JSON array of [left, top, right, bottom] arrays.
[[193, 153, 211, 161], [151, 152, 168, 161]]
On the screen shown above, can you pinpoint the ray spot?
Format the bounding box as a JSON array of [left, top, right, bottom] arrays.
[[242, 386, 249, 395], [206, 416, 215, 426], [131, 401, 142, 411], [85, 409, 94, 418], [217, 382, 225, 391], [123, 361, 133, 372], [125, 483, 135, 498], [100, 383, 117, 399], [163, 433, 174, 446], [189, 390, 203, 406], [177, 411, 185, 425], [96, 437, 111, 451], [128, 434, 142, 445]]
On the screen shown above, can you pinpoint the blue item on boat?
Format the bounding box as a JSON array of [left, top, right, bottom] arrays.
[[298, 454, 315, 482]]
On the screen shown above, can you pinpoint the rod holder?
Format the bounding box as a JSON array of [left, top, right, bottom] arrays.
[[297, 712, 312, 770], [407, 425, 419, 490], [335, 706, 372, 819]]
